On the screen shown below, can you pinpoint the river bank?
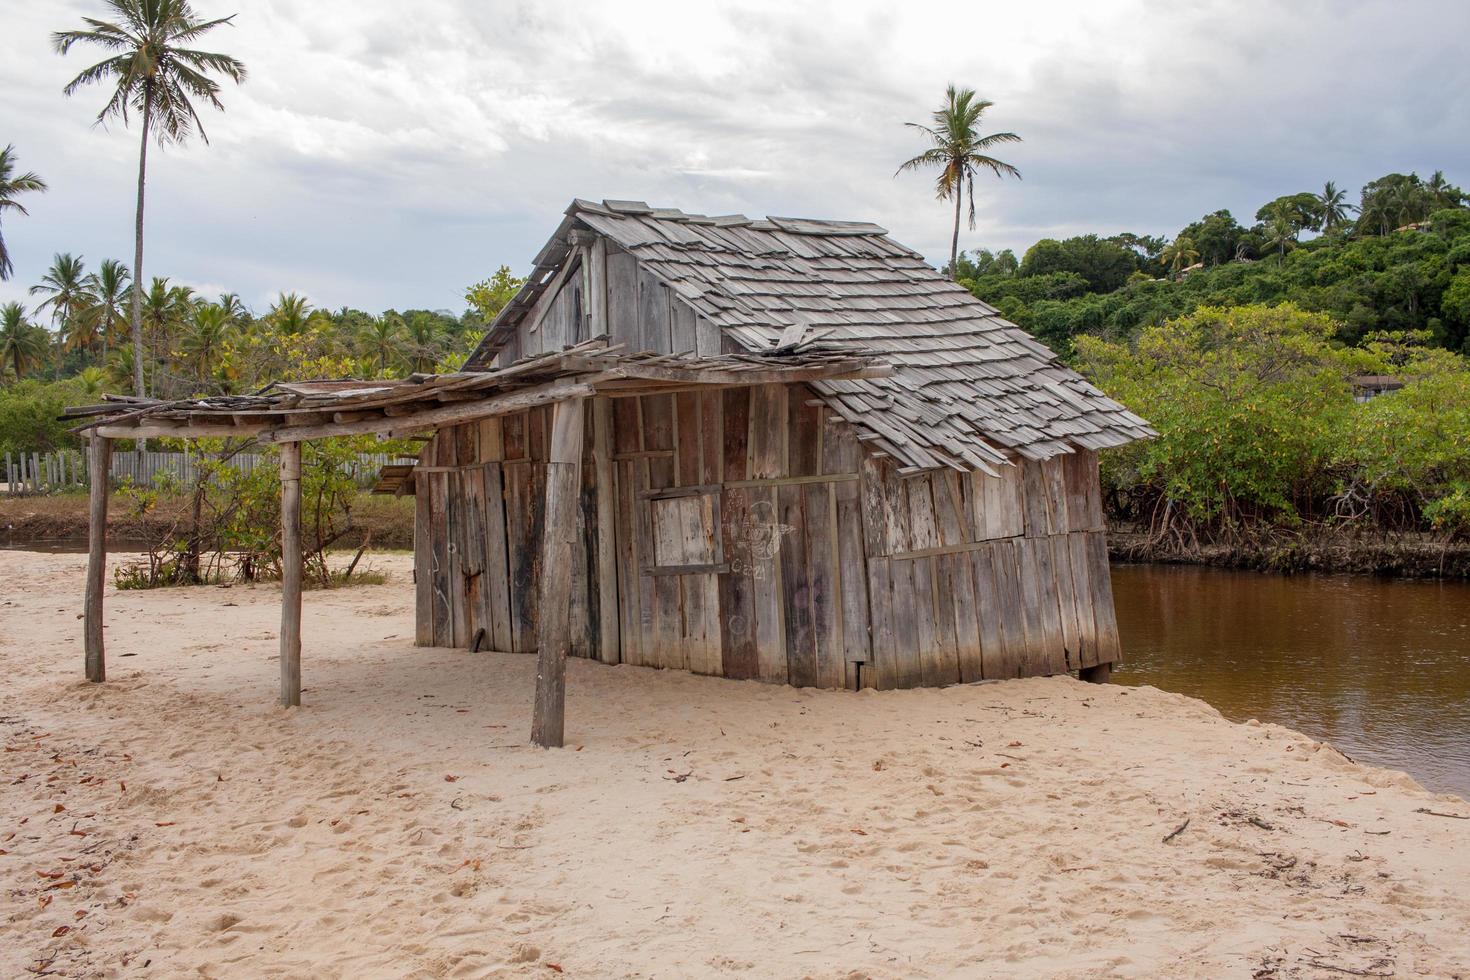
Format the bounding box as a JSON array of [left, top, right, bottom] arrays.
[[1109, 526, 1470, 578], [2, 549, 1468, 977]]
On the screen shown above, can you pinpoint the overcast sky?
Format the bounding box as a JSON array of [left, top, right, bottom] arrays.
[[2, 0, 1467, 315]]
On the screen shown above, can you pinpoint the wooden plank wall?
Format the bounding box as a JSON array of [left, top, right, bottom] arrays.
[[412, 380, 1123, 690], [608, 383, 868, 686], [412, 409, 600, 658], [861, 448, 1121, 687]]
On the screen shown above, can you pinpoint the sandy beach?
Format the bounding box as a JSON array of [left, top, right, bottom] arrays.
[[2, 550, 1468, 979]]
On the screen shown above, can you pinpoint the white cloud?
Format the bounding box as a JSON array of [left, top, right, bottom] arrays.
[[1, 0, 1466, 314]]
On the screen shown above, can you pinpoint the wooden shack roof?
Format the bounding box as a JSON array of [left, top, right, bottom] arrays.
[[65, 342, 888, 443], [466, 199, 1153, 472]]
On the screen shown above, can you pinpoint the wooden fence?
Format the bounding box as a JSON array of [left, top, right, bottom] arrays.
[[3, 448, 416, 497]]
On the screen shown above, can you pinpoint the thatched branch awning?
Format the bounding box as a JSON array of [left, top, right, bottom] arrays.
[[64, 339, 890, 444]]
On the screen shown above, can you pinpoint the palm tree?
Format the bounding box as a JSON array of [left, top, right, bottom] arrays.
[[897, 85, 1021, 279], [139, 276, 195, 388], [268, 292, 311, 334], [30, 253, 93, 375], [0, 146, 48, 281], [1159, 236, 1200, 279], [358, 314, 405, 375], [1, 303, 51, 381], [179, 301, 234, 381], [1316, 181, 1355, 235], [76, 365, 109, 395], [1261, 207, 1299, 262], [83, 258, 132, 361], [216, 291, 247, 324], [402, 312, 444, 373], [54, 1, 247, 398]]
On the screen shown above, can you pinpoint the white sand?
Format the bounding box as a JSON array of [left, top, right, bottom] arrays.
[[2, 550, 1468, 979]]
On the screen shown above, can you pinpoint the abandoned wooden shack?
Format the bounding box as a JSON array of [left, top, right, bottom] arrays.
[[410, 200, 1152, 690], [67, 198, 1152, 748]]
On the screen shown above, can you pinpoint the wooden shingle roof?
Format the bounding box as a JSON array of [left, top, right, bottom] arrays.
[[468, 199, 1154, 472]]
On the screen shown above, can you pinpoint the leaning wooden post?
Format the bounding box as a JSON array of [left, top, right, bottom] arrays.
[[1080, 662, 1112, 684], [84, 435, 112, 682], [279, 441, 304, 707], [531, 397, 586, 748]]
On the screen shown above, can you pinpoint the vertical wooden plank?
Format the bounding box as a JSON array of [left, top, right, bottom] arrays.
[[605, 247, 639, 350], [1016, 536, 1047, 674], [989, 539, 1027, 678], [1041, 456, 1070, 536], [778, 481, 815, 686], [858, 454, 892, 689], [1021, 459, 1050, 538], [746, 384, 787, 683], [1052, 535, 1083, 671], [970, 543, 1006, 680], [642, 396, 681, 668], [1068, 532, 1100, 669], [413, 448, 433, 645], [84, 437, 111, 683], [674, 392, 701, 487], [718, 389, 757, 679], [612, 398, 644, 667], [428, 436, 453, 647], [694, 311, 722, 358], [637, 267, 672, 354], [825, 418, 871, 688], [592, 397, 620, 664], [934, 472, 983, 683], [907, 475, 958, 686], [670, 299, 697, 355], [1031, 535, 1068, 674], [588, 237, 608, 338], [881, 464, 922, 688], [483, 460, 513, 652], [279, 442, 303, 707], [698, 389, 723, 485], [802, 481, 843, 688], [531, 397, 586, 748], [1086, 531, 1123, 666], [502, 459, 539, 653]]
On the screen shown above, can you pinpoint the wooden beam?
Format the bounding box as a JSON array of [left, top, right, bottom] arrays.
[[279, 443, 303, 708], [268, 382, 597, 443], [1080, 661, 1112, 684], [84, 436, 111, 683], [530, 396, 586, 748], [592, 397, 620, 665]]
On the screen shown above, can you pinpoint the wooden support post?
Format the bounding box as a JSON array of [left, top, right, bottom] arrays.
[[279, 442, 303, 707], [1080, 661, 1112, 684], [592, 396, 620, 665], [531, 397, 586, 748], [84, 436, 112, 682]]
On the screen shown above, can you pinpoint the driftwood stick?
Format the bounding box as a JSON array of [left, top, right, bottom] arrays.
[[1162, 818, 1191, 844]]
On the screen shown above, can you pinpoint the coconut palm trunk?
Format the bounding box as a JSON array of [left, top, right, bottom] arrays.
[[950, 188, 962, 278], [130, 93, 150, 399]]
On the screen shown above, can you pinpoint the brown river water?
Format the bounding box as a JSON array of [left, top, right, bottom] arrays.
[[1112, 563, 1470, 800], [5, 538, 1467, 798]]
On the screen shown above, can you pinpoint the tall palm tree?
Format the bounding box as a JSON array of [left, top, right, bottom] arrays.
[[83, 258, 132, 361], [1316, 181, 1356, 235], [54, 0, 247, 398], [0, 146, 48, 281], [139, 276, 195, 388], [1159, 236, 1200, 279], [897, 85, 1021, 279], [30, 253, 93, 375], [1, 303, 51, 381], [358, 314, 405, 375]]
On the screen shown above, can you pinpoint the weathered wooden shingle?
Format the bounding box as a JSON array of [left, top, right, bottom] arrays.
[[466, 200, 1154, 471]]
